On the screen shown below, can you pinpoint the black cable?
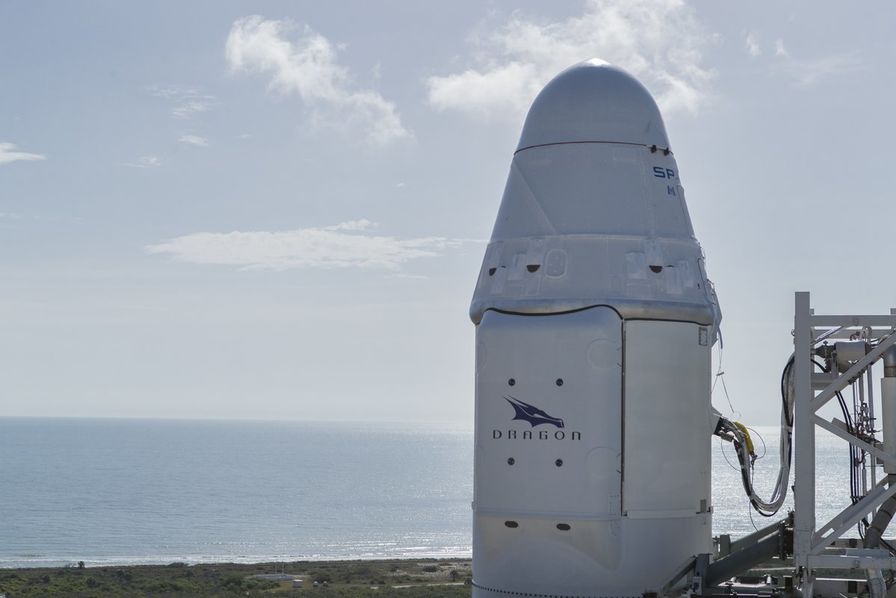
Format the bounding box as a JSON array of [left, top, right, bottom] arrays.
[[781, 357, 795, 427], [810, 359, 864, 505]]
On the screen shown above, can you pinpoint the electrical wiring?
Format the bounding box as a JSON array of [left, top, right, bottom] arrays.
[[715, 413, 790, 517], [716, 339, 889, 525], [714, 354, 796, 517]]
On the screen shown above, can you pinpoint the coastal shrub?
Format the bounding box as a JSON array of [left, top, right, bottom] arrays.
[[114, 569, 132, 582], [346, 564, 374, 579], [421, 565, 438, 573], [245, 578, 277, 591], [145, 580, 184, 593], [0, 559, 476, 598]]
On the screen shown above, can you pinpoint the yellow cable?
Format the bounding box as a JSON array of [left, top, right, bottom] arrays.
[[733, 421, 755, 456]]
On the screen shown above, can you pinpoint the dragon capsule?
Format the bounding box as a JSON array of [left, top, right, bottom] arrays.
[[470, 59, 721, 597]]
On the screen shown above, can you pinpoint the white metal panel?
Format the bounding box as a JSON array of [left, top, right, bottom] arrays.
[[622, 319, 712, 515], [472, 512, 712, 597], [473, 310, 714, 597], [493, 144, 691, 240], [474, 307, 622, 516]]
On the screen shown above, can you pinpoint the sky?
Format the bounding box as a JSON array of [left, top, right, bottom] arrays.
[[2, 1, 895, 425]]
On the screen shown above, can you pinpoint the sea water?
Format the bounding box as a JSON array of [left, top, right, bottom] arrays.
[[0, 418, 858, 568]]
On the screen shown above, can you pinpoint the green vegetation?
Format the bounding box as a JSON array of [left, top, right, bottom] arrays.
[[0, 558, 472, 598]]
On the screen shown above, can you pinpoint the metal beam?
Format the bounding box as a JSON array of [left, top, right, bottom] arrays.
[[813, 328, 894, 341], [809, 552, 896, 570], [794, 291, 814, 576], [729, 519, 787, 554], [809, 315, 896, 328], [706, 532, 782, 588], [811, 331, 896, 411], [812, 482, 896, 553], [813, 415, 896, 467], [813, 477, 888, 540]]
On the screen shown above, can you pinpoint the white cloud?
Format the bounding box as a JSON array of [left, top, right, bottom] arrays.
[[225, 16, 411, 145], [426, 0, 715, 119], [124, 155, 161, 168], [150, 86, 216, 119], [789, 53, 864, 87], [429, 62, 541, 119], [0, 142, 46, 165], [745, 33, 761, 57], [775, 39, 789, 57], [172, 100, 212, 119], [146, 220, 461, 270], [179, 134, 209, 147], [323, 219, 375, 232], [773, 40, 863, 87]]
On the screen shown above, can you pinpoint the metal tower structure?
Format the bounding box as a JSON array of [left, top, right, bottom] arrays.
[[793, 292, 896, 595]]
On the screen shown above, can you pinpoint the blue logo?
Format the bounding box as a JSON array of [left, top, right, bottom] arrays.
[[504, 396, 565, 428]]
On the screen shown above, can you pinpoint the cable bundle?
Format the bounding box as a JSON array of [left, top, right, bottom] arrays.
[[714, 357, 794, 517]]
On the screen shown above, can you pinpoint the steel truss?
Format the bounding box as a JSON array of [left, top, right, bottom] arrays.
[[793, 292, 896, 595]]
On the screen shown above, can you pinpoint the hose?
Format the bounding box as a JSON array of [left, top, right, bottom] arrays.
[[713, 355, 795, 517], [716, 414, 790, 517], [868, 569, 886, 598]]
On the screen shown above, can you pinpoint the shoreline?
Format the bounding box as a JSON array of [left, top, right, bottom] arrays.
[[0, 557, 473, 597]]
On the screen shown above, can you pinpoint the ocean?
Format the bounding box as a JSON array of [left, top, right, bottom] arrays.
[[0, 418, 858, 568]]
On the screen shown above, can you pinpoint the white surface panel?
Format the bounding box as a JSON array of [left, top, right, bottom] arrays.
[[622, 320, 712, 515], [475, 307, 622, 516]]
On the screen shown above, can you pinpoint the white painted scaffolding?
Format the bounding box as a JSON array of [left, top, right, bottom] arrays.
[[793, 292, 896, 594]]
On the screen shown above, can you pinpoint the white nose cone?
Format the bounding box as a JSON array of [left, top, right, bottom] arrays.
[[471, 59, 720, 326], [517, 59, 670, 150]]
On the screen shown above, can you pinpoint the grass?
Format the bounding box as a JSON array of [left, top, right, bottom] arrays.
[[0, 558, 472, 598]]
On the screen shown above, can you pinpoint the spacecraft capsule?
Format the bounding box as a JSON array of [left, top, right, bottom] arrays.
[[470, 60, 721, 597]]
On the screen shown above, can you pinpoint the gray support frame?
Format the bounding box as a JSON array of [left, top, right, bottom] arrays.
[[792, 292, 896, 594], [794, 292, 814, 590]]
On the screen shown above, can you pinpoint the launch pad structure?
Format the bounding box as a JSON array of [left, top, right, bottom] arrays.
[[672, 293, 896, 598], [792, 293, 896, 595]]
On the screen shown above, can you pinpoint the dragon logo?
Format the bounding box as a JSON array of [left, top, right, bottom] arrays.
[[504, 396, 565, 428]]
